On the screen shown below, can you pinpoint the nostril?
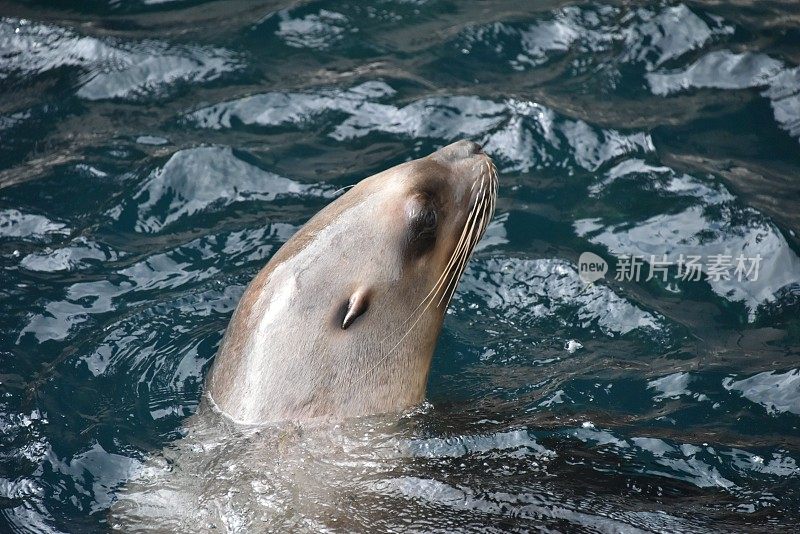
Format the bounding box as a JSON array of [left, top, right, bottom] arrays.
[[457, 139, 483, 158], [465, 141, 483, 155], [431, 140, 485, 163]]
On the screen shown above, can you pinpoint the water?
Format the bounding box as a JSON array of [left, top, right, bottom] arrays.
[[1, 0, 800, 531]]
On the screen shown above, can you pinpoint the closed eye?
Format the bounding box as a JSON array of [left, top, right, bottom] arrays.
[[407, 201, 438, 256], [411, 207, 436, 238]]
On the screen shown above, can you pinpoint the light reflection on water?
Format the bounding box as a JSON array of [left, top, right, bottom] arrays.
[[1, 0, 799, 532]]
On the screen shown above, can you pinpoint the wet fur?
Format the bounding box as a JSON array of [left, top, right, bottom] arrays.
[[205, 141, 498, 424]]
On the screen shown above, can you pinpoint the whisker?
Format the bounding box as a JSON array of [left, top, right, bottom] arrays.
[[444, 208, 486, 307], [385, 177, 487, 335], [352, 158, 497, 386], [437, 193, 487, 308]]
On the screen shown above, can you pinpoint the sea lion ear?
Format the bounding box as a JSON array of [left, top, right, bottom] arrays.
[[342, 289, 370, 330]]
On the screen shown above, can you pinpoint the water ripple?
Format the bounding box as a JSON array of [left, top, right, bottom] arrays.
[[459, 256, 664, 337], [0, 17, 241, 101], [724, 369, 800, 416], [575, 165, 800, 320], [111, 146, 334, 233], [648, 50, 800, 140], [2, 0, 800, 531], [0, 209, 69, 241], [459, 4, 733, 76], [188, 82, 654, 173]]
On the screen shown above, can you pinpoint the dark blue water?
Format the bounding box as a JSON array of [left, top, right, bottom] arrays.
[[2, 0, 800, 531]]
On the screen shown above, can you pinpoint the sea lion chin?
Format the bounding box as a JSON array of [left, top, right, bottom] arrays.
[[203, 140, 498, 425]]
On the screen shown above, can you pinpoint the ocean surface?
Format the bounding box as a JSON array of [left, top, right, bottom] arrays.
[[1, 0, 800, 531]]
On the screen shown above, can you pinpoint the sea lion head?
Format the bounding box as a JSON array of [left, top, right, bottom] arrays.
[[206, 140, 498, 424], [333, 140, 498, 328]]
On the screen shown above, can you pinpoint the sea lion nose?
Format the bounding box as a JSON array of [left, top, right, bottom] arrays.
[[465, 141, 483, 155], [452, 139, 483, 157], [432, 140, 484, 162]]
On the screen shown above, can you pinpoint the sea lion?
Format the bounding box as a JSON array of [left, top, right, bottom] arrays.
[[203, 140, 498, 424]]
